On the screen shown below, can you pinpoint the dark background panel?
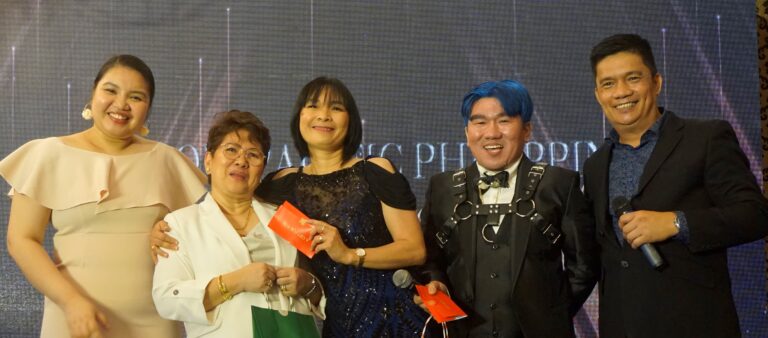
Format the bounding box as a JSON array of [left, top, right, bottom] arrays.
[[0, 1, 763, 336]]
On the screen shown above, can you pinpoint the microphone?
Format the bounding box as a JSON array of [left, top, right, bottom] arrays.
[[611, 196, 664, 269], [392, 269, 416, 290]]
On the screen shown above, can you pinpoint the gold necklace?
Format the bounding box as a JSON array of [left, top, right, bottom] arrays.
[[228, 207, 252, 231]]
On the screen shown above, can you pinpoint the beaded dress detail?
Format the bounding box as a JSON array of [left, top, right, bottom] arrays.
[[257, 160, 428, 338]]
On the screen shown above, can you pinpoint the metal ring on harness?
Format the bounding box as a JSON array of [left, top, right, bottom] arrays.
[[514, 198, 536, 218], [453, 200, 474, 221], [480, 223, 495, 244]]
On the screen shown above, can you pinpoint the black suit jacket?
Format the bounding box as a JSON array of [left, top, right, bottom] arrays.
[[420, 156, 599, 337], [583, 111, 768, 338]]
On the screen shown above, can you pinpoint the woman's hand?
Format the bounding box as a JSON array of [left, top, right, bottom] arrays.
[[150, 220, 178, 264], [62, 295, 109, 338], [204, 263, 276, 311], [234, 262, 276, 293], [275, 267, 313, 297], [307, 220, 355, 265], [7, 193, 110, 337]]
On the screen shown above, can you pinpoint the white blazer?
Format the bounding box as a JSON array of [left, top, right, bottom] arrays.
[[153, 193, 325, 338]]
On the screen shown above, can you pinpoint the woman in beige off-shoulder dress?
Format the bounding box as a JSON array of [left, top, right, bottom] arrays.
[[0, 55, 206, 338]]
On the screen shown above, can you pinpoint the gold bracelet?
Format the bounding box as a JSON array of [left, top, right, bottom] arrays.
[[217, 275, 233, 301]]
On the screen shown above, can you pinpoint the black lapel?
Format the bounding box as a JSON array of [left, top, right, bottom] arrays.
[[636, 111, 684, 196], [590, 142, 617, 246], [508, 156, 533, 295], [459, 163, 481, 289]]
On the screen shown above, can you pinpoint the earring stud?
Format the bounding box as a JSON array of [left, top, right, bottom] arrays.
[[81, 108, 93, 120]]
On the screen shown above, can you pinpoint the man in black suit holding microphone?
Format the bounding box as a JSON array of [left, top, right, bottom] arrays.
[[583, 33, 768, 337], [416, 80, 599, 337]]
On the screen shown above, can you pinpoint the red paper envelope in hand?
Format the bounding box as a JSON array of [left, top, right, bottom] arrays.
[[267, 201, 315, 258], [415, 284, 467, 323]]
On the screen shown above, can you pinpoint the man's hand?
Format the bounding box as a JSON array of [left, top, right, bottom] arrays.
[[413, 280, 449, 312], [619, 210, 678, 249]]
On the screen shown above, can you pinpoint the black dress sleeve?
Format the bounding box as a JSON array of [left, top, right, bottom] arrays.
[[255, 169, 297, 205], [362, 158, 417, 210]]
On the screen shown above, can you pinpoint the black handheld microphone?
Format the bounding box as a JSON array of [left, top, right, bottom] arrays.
[[392, 269, 416, 290], [612, 196, 664, 269]]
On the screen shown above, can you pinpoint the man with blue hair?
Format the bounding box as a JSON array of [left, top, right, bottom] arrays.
[[416, 80, 599, 337]]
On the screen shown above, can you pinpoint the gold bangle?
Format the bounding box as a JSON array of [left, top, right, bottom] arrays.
[[217, 275, 233, 301]]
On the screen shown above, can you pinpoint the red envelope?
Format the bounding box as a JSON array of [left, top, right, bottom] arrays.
[[267, 201, 315, 258], [415, 284, 468, 323]]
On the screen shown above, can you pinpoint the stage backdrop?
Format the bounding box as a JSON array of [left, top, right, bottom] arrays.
[[0, 1, 764, 337]]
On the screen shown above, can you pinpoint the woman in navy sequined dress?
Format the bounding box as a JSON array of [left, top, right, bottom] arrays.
[[256, 76, 429, 337]]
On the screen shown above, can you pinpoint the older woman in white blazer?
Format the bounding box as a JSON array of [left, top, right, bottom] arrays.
[[152, 110, 324, 337]]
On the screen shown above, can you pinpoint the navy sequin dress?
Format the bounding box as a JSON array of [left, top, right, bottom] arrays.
[[256, 159, 429, 338]]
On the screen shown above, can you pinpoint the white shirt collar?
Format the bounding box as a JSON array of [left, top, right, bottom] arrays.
[[475, 156, 522, 185]]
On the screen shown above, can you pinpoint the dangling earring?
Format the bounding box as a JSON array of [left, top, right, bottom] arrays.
[[81, 104, 93, 120], [140, 125, 150, 136]]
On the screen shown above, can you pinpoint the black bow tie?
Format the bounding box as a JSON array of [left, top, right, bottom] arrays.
[[479, 171, 509, 189]]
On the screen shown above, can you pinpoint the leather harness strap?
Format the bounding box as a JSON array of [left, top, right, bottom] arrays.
[[435, 163, 562, 248]]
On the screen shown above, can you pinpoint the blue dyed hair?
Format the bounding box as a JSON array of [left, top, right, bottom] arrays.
[[460, 80, 533, 125]]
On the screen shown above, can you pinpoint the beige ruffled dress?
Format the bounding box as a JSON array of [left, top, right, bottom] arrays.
[[0, 137, 207, 338]]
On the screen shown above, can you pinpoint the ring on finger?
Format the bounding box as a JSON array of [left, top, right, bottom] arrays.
[[317, 236, 324, 243], [266, 280, 273, 288], [280, 284, 287, 292]]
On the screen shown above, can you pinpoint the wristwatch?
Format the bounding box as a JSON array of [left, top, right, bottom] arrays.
[[355, 248, 366, 268]]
